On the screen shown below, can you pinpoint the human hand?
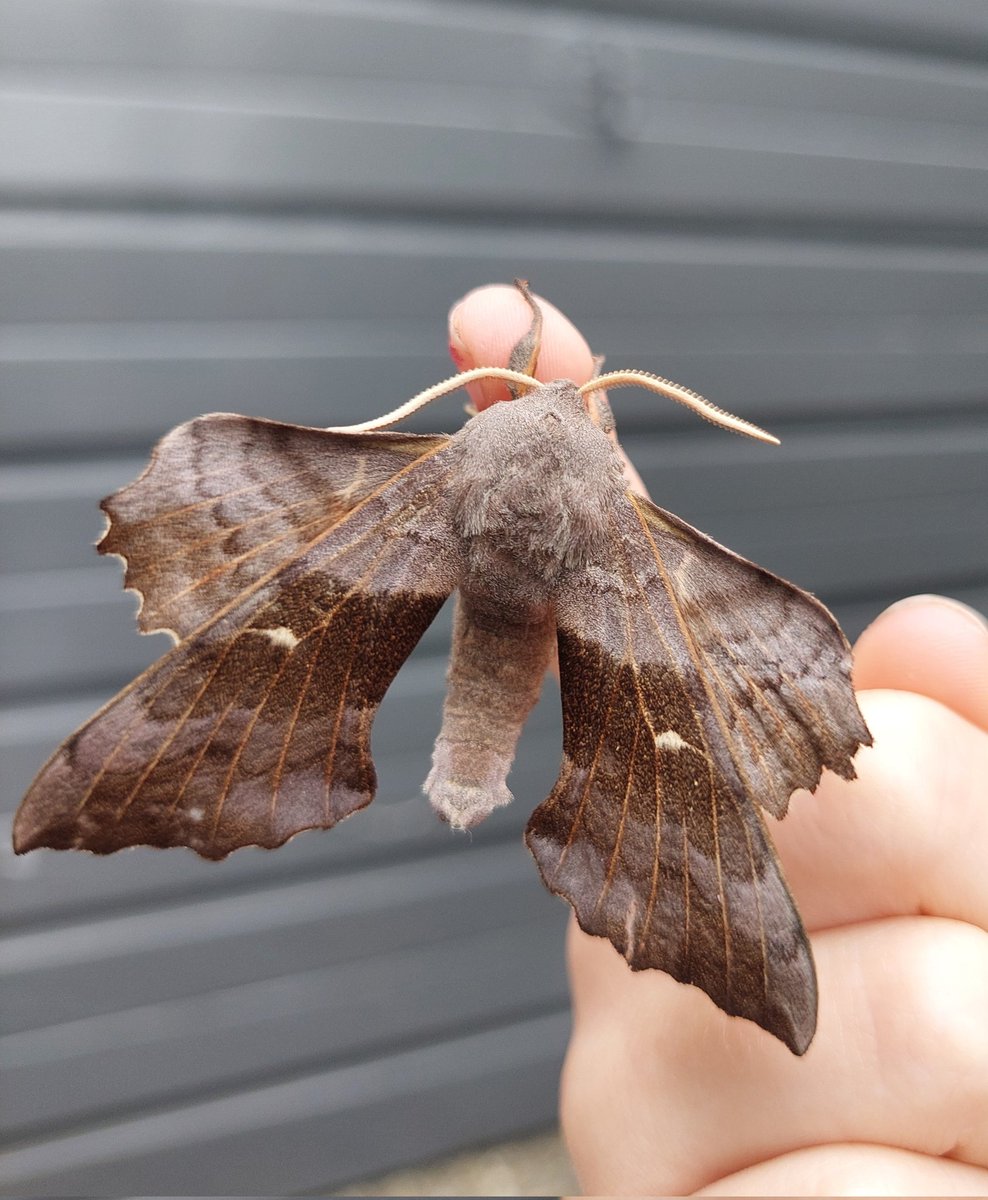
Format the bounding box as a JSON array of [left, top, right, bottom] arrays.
[[449, 285, 988, 1195]]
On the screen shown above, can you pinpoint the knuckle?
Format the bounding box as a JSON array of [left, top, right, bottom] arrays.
[[881, 919, 988, 1140]]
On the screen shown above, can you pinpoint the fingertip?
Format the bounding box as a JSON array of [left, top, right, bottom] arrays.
[[853, 594, 988, 732], [448, 283, 595, 411]]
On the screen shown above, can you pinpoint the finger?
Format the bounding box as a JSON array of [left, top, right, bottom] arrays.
[[563, 915, 988, 1196], [448, 284, 595, 410], [853, 594, 988, 732], [695, 1143, 988, 1196], [769, 689, 988, 932]]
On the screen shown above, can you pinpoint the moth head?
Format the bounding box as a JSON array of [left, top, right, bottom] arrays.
[[581, 355, 616, 434]]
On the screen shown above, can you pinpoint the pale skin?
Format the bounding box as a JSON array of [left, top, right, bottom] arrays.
[[449, 284, 988, 1196]]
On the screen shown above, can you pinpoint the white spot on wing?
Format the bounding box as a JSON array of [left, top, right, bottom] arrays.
[[655, 729, 696, 753], [251, 626, 300, 651]]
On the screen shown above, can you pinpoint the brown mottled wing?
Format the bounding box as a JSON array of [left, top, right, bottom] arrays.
[[14, 432, 459, 859], [527, 492, 871, 1054], [99, 413, 450, 639]]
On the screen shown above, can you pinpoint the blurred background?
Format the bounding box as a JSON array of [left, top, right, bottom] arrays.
[[1, 0, 986, 1193]]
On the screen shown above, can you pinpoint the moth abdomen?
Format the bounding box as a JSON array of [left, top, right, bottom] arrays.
[[425, 597, 554, 830]]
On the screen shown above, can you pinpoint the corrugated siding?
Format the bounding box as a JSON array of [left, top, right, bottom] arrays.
[[1, 0, 986, 1191]]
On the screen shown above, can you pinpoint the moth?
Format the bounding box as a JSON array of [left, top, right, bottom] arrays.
[[14, 281, 870, 1055]]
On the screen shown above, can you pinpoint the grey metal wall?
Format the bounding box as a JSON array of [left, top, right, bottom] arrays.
[[1, 0, 986, 1191]]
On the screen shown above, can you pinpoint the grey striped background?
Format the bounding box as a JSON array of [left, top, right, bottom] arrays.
[[1, 0, 986, 1191]]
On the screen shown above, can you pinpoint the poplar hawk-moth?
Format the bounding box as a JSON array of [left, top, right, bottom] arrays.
[[13, 282, 870, 1055]]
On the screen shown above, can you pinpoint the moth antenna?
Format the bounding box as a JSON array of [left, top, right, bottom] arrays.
[[583, 354, 615, 434], [582, 370, 780, 445], [505, 279, 544, 397], [326, 367, 539, 433]]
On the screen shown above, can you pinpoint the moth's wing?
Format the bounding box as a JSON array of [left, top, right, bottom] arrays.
[[99, 413, 450, 639], [527, 491, 871, 1054], [14, 437, 460, 859]]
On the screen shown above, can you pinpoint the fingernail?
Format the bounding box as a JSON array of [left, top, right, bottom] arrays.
[[881, 594, 988, 635], [448, 340, 468, 371]]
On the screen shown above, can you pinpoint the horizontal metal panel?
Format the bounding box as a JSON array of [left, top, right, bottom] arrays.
[[5, 349, 987, 455], [0, 0, 537, 83], [1, 914, 567, 1137], [4, 0, 985, 76], [2, 220, 987, 449], [0, 840, 560, 1034], [0, 1008, 570, 1192], [2, 0, 986, 129], [4, 212, 988, 325], [2, 3, 986, 221]]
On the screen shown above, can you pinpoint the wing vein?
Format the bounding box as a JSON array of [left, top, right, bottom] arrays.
[[209, 642, 299, 842], [556, 663, 623, 872], [131, 492, 332, 576], [270, 622, 331, 821], [112, 632, 243, 822], [115, 462, 327, 529], [77, 633, 233, 818], [594, 715, 640, 920], [615, 566, 665, 951], [321, 605, 366, 819]]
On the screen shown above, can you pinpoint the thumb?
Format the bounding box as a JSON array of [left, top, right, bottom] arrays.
[[853, 594, 988, 732], [447, 283, 595, 412]]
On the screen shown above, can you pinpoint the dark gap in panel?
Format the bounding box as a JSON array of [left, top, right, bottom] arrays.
[[508, 0, 988, 68], [1, 194, 987, 249]]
